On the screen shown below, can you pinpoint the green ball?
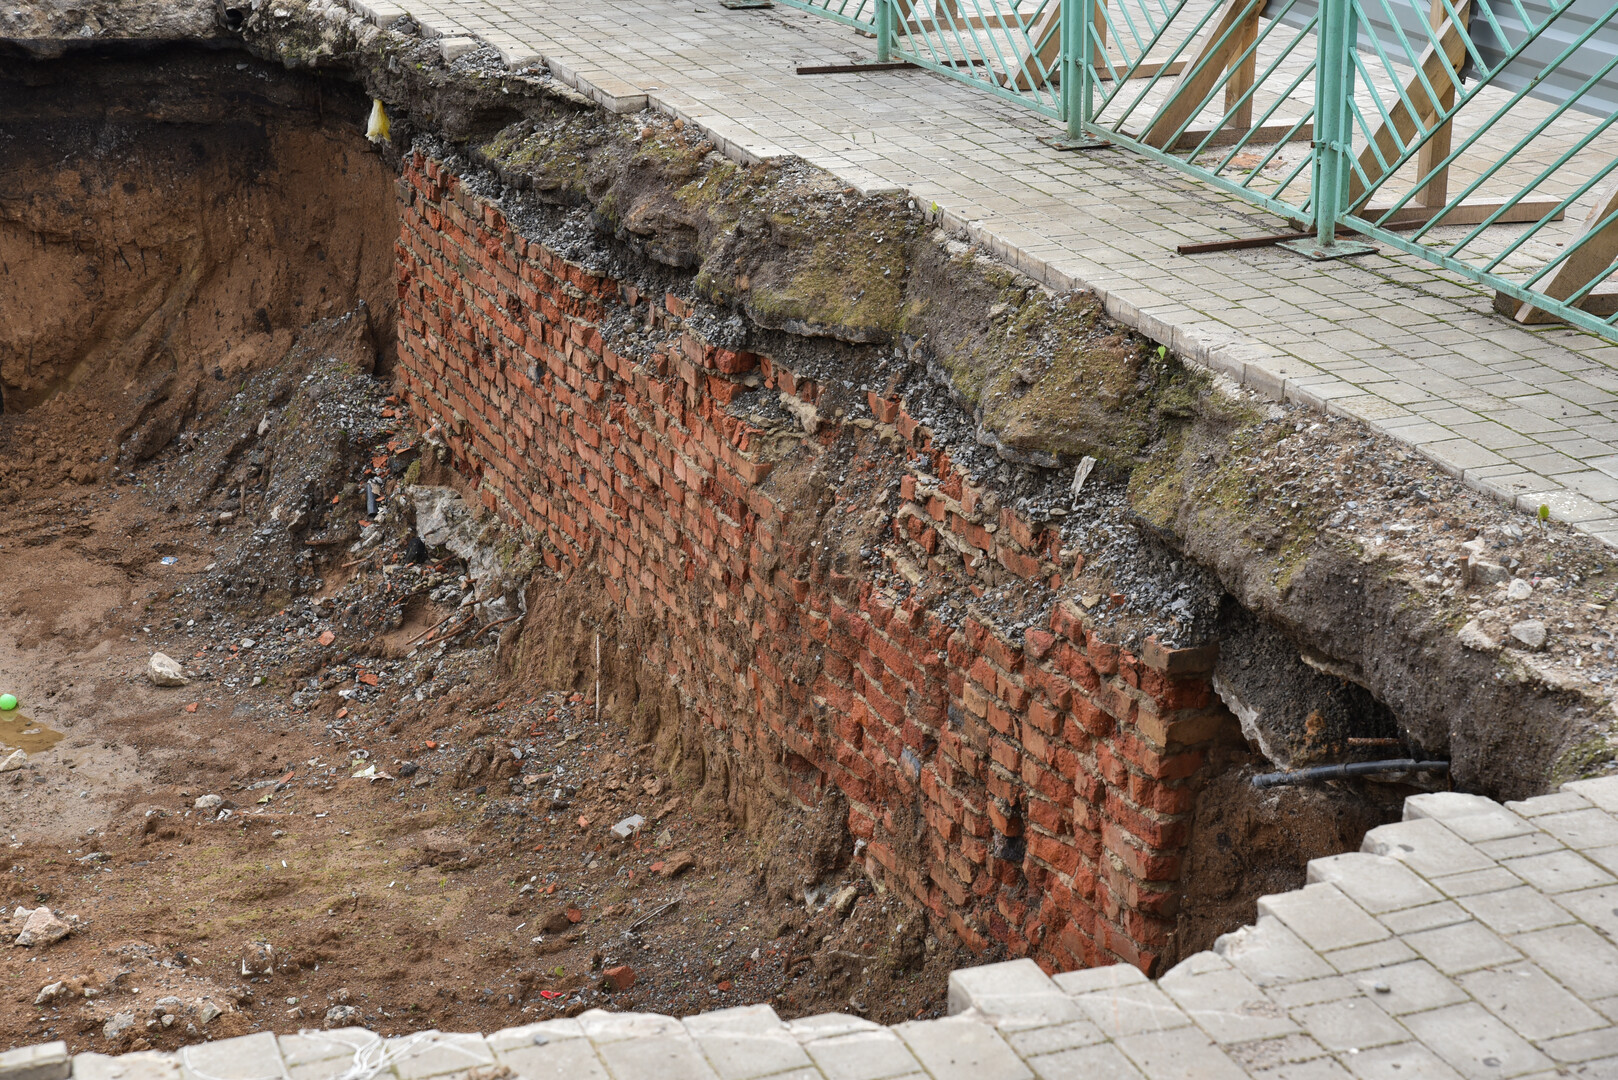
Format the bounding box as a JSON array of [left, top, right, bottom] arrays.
[[0, 694, 16, 711]]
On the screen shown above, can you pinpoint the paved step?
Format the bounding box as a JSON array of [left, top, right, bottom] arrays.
[[10, 778, 1618, 1079]]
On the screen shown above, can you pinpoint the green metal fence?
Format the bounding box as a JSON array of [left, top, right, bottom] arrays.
[[776, 0, 1618, 340]]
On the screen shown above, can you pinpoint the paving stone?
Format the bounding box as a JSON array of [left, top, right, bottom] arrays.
[[1074, 982, 1195, 1039], [1432, 867, 1527, 900], [1052, 963, 1148, 996], [596, 1032, 720, 1080], [178, 1033, 287, 1080], [1221, 1033, 1333, 1072], [1536, 810, 1618, 851], [1401, 1003, 1552, 1079], [1340, 1042, 1466, 1080], [1159, 963, 1300, 1044], [1551, 883, 1618, 938], [1113, 1026, 1250, 1080], [1026, 1042, 1146, 1080], [1507, 792, 1592, 818], [895, 1016, 1032, 1080], [1404, 920, 1523, 974], [684, 1004, 813, 1080], [1259, 884, 1390, 952], [803, 1028, 929, 1080], [1306, 854, 1444, 914], [1003, 1021, 1108, 1058], [71, 1054, 180, 1080], [278, 1030, 381, 1068], [486, 1018, 586, 1051], [1362, 820, 1496, 879], [1565, 777, 1618, 814], [1216, 916, 1338, 987], [494, 1036, 610, 1080], [1474, 833, 1566, 861], [1457, 962, 1606, 1042], [387, 1032, 496, 1080], [579, 1009, 685, 1043], [1323, 939, 1418, 973], [1291, 999, 1412, 1053], [0, 1043, 68, 1080], [1457, 886, 1576, 934], [950, 959, 1086, 1030], [1540, 1026, 1618, 1064], [1511, 923, 1618, 999], [1379, 901, 1472, 936], [1502, 849, 1614, 894], [1405, 794, 1537, 843]]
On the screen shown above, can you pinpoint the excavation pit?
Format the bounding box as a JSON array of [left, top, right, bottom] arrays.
[[2, 15, 1615, 1055]]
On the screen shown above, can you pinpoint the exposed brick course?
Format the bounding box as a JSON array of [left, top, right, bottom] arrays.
[[393, 153, 1237, 975]]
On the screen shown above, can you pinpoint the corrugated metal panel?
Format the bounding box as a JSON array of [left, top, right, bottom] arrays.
[[1270, 0, 1617, 117]]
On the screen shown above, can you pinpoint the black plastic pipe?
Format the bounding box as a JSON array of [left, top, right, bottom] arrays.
[[1252, 759, 1450, 788]]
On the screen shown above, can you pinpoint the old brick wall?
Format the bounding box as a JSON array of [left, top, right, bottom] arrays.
[[393, 152, 1236, 975]]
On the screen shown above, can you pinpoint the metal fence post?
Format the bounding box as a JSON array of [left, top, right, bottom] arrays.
[[876, 0, 894, 62], [1055, 0, 1110, 148], [1281, 0, 1372, 259]]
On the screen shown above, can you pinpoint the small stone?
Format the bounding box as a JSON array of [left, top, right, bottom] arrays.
[[197, 1001, 222, 1024], [0, 750, 26, 773], [240, 638, 256, 650], [34, 981, 65, 1005], [194, 794, 224, 811], [1457, 620, 1498, 653], [832, 884, 859, 917], [1506, 578, 1533, 601], [1510, 620, 1547, 650], [1470, 560, 1509, 585], [147, 652, 189, 687], [611, 814, 646, 839], [603, 964, 636, 991], [660, 851, 696, 878], [15, 907, 71, 947], [325, 1004, 361, 1025], [103, 1011, 136, 1040]]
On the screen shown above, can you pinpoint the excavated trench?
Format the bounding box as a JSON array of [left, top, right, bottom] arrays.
[[2, 19, 1615, 1047]]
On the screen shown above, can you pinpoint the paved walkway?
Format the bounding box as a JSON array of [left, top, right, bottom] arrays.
[[337, 0, 1618, 545], [14, 779, 1618, 1078]]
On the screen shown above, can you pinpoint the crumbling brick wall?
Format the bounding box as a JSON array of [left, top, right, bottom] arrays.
[[393, 151, 1236, 975]]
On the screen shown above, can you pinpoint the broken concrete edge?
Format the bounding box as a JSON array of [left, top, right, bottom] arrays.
[[342, 0, 1603, 545]]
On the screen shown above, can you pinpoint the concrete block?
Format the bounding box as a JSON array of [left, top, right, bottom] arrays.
[[895, 1016, 1032, 1080], [1535, 809, 1618, 851], [0, 1043, 68, 1080], [1003, 1020, 1107, 1059], [949, 959, 1085, 1030], [388, 1032, 495, 1079], [1512, 923, 1618, 1000], [1354, 959, 1469, 1016], [1404, 794, 1536, 843], [1378, 900, 1471, 936], [496, 1036, 611, 1080], [579, 1009, 684, 1043], [1506, 791, 1591, 818]]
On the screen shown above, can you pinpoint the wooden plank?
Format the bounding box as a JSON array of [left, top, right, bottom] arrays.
[[1346, 3, 1469, 209], [1142, 0, 1264, 149], [1361, 198, 1566, 228], [1501, 184, 1618, 324]]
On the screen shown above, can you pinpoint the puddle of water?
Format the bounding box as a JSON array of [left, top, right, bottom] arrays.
[[0, 713, 64, 753]]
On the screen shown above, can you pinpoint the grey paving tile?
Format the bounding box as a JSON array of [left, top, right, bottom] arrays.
[[895, 1016, 1032, 1080], [1401, 1003, 1552, 1079]]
